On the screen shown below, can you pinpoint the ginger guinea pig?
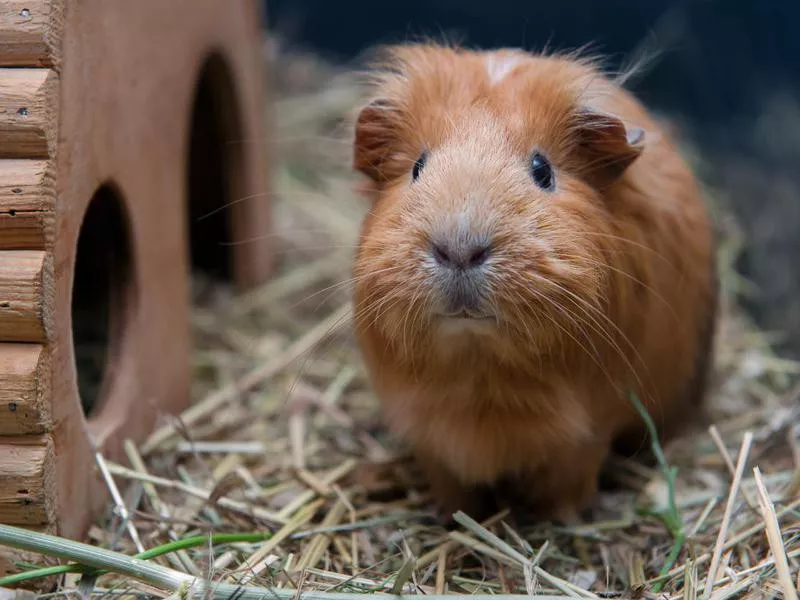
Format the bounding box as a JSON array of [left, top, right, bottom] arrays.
[[350, 43, 718, 522]]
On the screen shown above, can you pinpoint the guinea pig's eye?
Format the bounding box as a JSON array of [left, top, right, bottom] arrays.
[[530, 152, 555, 191], [412, 152, 427, 182]]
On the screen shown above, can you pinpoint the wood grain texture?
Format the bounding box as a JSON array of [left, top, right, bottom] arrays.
[[0, 1, 62, 67], [0, 434, 54, 525], [0, 251, 49, 343], [0, 68, 58, 159], [0, 344, 50, 435], [0, 159, 54, 249]]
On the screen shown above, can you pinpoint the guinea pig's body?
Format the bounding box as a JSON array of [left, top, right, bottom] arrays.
[[350, 44, 717, 521]]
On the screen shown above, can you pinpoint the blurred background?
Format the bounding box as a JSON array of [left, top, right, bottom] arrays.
[[259, 0, 800, 359]]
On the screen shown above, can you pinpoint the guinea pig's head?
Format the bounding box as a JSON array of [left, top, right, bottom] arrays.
[[351, 44, 646, 363]]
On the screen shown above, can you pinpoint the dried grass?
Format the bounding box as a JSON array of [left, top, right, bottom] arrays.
[[4, 47, 800, 599]]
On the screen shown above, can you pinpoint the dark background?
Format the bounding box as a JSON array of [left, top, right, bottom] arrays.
[[261, 0, 800, 357]]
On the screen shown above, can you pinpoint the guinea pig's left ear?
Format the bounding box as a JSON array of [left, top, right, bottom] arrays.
[[353, 98, 398, 183], [572, 108, 645, 186]]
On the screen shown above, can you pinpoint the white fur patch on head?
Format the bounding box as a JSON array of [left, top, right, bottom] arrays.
[[485, 52, 524, 86]]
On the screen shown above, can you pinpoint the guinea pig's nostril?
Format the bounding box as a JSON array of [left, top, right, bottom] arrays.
[[468, 245, 491, 267], [432, 242, 454, 267], [431, 241, 491, 269]]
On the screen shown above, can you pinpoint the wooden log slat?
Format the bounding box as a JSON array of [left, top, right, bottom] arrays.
[[0, 1, 59, 67], [0, 68, 58, 159], [0, 434, 54, 525], [0, 159, 54, 249], [0, 344, 50, 435], [0, 251, 49, 343]]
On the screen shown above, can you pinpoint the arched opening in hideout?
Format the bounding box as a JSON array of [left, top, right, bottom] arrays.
[[186, 51, 247, 291], [71, 183, 138, 418]]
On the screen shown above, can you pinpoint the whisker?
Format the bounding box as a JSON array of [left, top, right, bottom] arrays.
[[533, 276, 650, 395], [294, 265, 406, 312], [557, 253, 681, 326], [569, 230, 680, 272], [517, 289, 608, 383]]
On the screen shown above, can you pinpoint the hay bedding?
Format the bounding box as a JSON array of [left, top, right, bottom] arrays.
[[5, 49, 800, 599]]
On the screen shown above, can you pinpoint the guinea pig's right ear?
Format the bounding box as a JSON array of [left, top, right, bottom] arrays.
[[353, 98, 398, 183]]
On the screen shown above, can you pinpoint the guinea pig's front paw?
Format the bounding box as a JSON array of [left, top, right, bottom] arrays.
[[520, 443, 606, 525], [430, 505, 460, 528], [428, 491, 491, 526], [550, 505, 585, 527], [540, 478, 599, 526], [415, 452, 492, 523], [517, 498, 585, 527]]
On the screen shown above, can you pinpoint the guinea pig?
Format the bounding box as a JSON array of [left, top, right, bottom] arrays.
[[349, 43, 718, 522]]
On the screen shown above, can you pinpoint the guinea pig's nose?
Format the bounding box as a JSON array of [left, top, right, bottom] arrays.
[[431, 240, 491, 269]]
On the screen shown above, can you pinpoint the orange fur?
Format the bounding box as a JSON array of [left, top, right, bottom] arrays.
[[350, 43, 718, 521]]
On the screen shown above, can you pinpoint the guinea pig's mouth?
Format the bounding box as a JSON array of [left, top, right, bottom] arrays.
[[438, 309, 494, 321]]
